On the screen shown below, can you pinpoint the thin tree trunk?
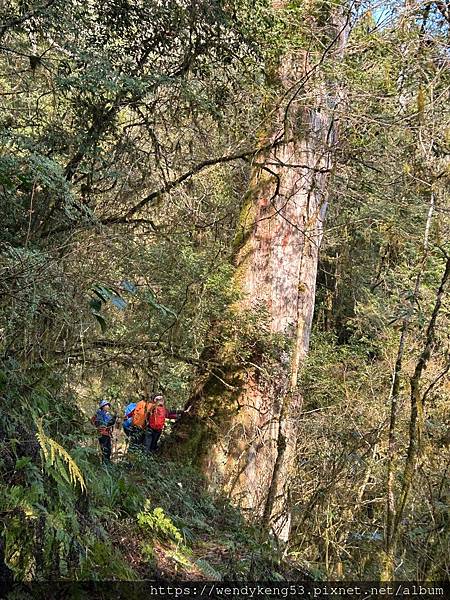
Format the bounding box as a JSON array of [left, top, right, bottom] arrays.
[[383, 250, 450, 578], [384, 193, 434, 572]]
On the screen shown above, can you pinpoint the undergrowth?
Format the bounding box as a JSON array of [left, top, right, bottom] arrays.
[[0, 363, 296, 582], [103, 452, 293, 581]]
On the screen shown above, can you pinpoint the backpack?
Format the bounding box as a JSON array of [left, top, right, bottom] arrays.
[[91, 409, 109, 428], [149, 405, 166, 431], [91, 409, 113, 436], [122, 402, 136, 431], [131, 400, 148, 429]]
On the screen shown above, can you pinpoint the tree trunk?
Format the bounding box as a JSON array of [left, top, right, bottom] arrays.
[[168, 7, 348, 541], [383, 192, 434, 574], [382, 253, 450, 579]]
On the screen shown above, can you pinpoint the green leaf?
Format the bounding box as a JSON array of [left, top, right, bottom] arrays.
[[92, 285, 127, 309], [146, 292, 177, 319], [89, 298, 103, 312], [92, 285, 112, 302], [92, 312, 107, 333], [15, 457, 32, 470]]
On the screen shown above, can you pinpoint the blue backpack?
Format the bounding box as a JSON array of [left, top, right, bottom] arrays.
[[123, 402, 136, 431]]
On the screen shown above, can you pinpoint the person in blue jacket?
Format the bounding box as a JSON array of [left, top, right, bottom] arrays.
[[122, 401, 136, 439], [91, 400, 117, 463]]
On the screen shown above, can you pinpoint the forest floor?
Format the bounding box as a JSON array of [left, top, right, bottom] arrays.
[[92, 432, 311, 582]]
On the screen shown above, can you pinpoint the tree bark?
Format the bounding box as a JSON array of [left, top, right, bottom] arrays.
[[168, 5, 348, 541]]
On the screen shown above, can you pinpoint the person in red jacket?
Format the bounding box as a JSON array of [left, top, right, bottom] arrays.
[[144, 394, 180, 452]]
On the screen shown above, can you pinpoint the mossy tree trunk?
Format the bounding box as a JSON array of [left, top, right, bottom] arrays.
[[168, 7, 348, 541]]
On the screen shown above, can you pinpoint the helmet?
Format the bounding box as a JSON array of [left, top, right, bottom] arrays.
[[99, 399, 111, 409]]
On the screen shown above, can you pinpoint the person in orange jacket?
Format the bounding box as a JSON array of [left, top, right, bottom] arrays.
[[126, 394, 159, 450]]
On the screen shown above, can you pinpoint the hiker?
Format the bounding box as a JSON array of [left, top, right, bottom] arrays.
[[127, 395, 152, 450], [91, 400, 117, 463], [144, 394, 181, 452], [122, 400, 136, 438]]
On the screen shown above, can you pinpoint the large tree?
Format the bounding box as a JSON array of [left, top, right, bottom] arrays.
[[170, 1, 349, 540]]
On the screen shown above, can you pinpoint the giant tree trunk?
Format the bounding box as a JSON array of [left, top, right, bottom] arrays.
[[169, 8, 348, 541]]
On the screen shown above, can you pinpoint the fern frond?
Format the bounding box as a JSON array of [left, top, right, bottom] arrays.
[[36, 420, 86, 492], [194, 558, 223, 580]]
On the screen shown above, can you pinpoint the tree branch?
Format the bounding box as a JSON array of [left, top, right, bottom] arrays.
[[0, 0, 56, 39], [101, 145, 274, 225]]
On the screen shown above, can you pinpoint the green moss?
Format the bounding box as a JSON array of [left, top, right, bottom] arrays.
[[232, 189, 257, 256], [232, 167, 275, 257]]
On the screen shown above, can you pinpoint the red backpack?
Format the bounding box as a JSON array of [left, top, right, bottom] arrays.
[[149, 405, 166, 431]]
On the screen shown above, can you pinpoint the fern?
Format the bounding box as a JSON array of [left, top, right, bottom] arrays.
[[36, 420, 86, 492], [195, 558, 223, 580], [1, 484, 41, 518], [137, 502, 183, 544]]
